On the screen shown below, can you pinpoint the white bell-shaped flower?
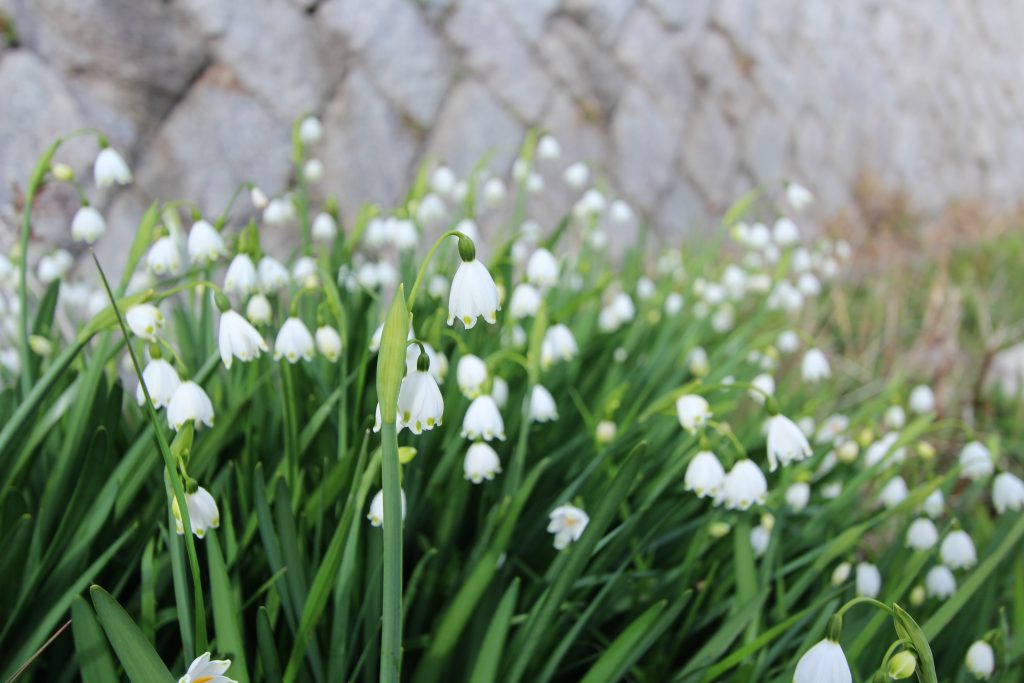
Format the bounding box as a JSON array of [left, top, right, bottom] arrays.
[[965, 640, 995, 680], [922, 489, 945, 518], [167, 381, 215, 431], [218, 310, 267, 369], [397, 366, 444, 435], [246, 294, 273, 325], [315, 326, 343, 362], [172, 486, 220, 539], [312, 212, 338, 242], [94, 147, 132, 187], [224, 255, 258, 296], [367, 489, 407, 528], [258, 256, 290, 292], [719, 460, 767, 511], [684, 451, 725, 499], [464, 442, 502, 483], [177, 651, 235, 683], [274, 317, 315, 363], [541, 324, 578, 369], [537, 135, 561, 160], [909, 384, 936, 413], [801, 348, 831, 383], [136, 358, 181, 408], [750, 524, 771, 558], [126, 303, 164, 341], [772, 217, 800, 246], [926, 564, 957, 599], [786, 482, 811, 512], [878, 476, 908, 509], [793, 639, 852, 683], [461, 395, 506, 441], [906, 518, 939, 550], [448, 257, 500, 329], [299, 115, 324, 144], [263, 198, 295, 226], [940, 530, 977, 569], [959, 441, 994, 481], [148, 236, 183, 276], [491, 376, 509, 408], [993, 472, 1024, 514], [765, 414, 812, 472], [562, 162, 589, 189], [71, 206, 107, 244], [856, 562, 881, 598], [509, 283, 541, 319], [526, 248, 559, 290], [676, 394, 711, 433], [786, 182, 814, 212], [884, 405, 906, 430], [529, 384, 558, 423], [456, 354, 488, 399], [547, 504, 589, 549], [187, 220, 225, 265]]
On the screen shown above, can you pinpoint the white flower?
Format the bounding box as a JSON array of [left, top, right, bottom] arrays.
[[801, 348, 831, 383], [610, 199, 634, 225], [959, 441, 994, 481], [786, 182, 814, 212], [172, 486, 221, 540], [750, 524, 771, 557], [922, 489, 944, 518], [426, 274, 449, 300], [909, 384, 936, 413], [793, 639, 852, 683], [831, 562, 851, 586], [491, 376, 509, 408], [292, 256, 318, 288], [926, 564, 957, 599], [299, 115, 324, 144], [136, 358, 181, 408], [456, 354, 488, 399], [462, 395, 506, 441], [562, 162, 589, 189], [315, 326, 343, 362], [884, 405, 907, 430], [398, 368, 444, 434], [749, 373, 775, 404], [865, 432, 905, 467], [676, 394, 711, 433], [186, 220, 225, 265], [816, 414, 850, 445], [148, 236, 183, 276], [772, 217, 800, 246], [224, 255, 258, 296], [392, 219, 419, 250], [178, 651, 235, 683], [541, 324, 578, 368], [263, 198, 295, 226], [71, 206, 107, 243], [529, 384, 558, 423], [537, 135, 561, 160], [548, 504, 589, 549], [526, 248, 559, 290], [126, 304, 164, 341], [258, 256, 290, 292], [684, 451, 725, 498], [595, 420, 617, 444], [246, 294, 273, 325], [367, 489, 407, 528], [417, 193, 447, 229], [786, 482, 811, 512], [993, 472, 1024, 514], [304, 158, 324, 182], [719, 460, 768, 510], [250, 186, 269, 210], [856, 562, 881, 598], [965, 640, 995, 680], [312, 212, 338, 242], [464, 442, 502, 483], [274, 317, 315, 363], [664, 292, 683, 316], [940, 530, 977, 569], [878, 476, 909, 509], [765, 415, 812, 472], [482, 177, 506, 207], [510, 283, 541, 319], [218, 310, 267, 369], [448, 259, 500, 329], [431, 166, 457, 196], [167, 381, 215, 431], [94, 147, 132, 187], [906, 518, 939, 550]]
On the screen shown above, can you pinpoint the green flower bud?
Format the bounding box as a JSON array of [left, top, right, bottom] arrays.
[[457, 234, 476, 262], [887, 651, 916, 679]]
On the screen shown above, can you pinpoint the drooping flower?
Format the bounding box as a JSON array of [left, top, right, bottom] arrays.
[[299, 115, 324, 144], [224, 255, 258, 296], [541, 324, 578, 369], [786, 482, 811, 512], [676, 394, 711, 433], [315, 326, 343, 362], [537, 134, 561, 160], [921, 489, 944, 518], [562, 162, 589, 189], [464, 442, 502, 483], [684, 451, 725, 499], [547, 504, 589, 549], [94, 147, 132, 187], [765, 414, 812, 472], [959, 441, 994, 481], [462, 395, 506, 441], [793, 639, 852, 683], [456, 354, 488, 399], [993, 472, 1024, 514], [526, 248, 559, 290], [884, 405, 907, 429], [750, 524, 771, 557], [965, 640, 995, 680], [147, 236, 183, 276], [135, 358, 181, 408], [448, 255, 500, 329], [719, 460, 768, 511], [801, 348, 831, 383], [749, 373, 775, 404], [126, 303, 164, 341], [878, 476, 909, 509], [397, 367, 444, 434], [218, 310, 267, 369], [258, 256, 290, 292], [246, 293, 273, 325], [908, 384, 936, 413], [856, 562, 881, 598], [596, 420, 617, 444], [926, 565, 957, 599], [274, 317, 315, 363], [906, 518, 939, 550], [367, 489, 407, 527], [491, 376, 509, 408], [312, 212, 338, 242], [529, 384, 558, 423], [178, 651, 236, 683], [71, 206, 107, 244], [187, 220, 225, 265], [940, 530, 977, 569], [509, 283, 541, 319], [172, 486, 221, 539], [785, 182, 814, 212], [167, 381, 215, 431]]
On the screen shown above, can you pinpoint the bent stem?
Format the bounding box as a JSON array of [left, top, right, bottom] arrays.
[[407, 229, 470, 309]]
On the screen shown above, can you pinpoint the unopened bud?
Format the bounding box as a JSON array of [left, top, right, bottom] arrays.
[[52, 162, 74, 182], [708, 521, 731, 538], [887, 650, 916, 679]]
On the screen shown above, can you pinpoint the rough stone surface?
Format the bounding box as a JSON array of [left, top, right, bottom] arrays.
[[3, 0, 1024, 251]]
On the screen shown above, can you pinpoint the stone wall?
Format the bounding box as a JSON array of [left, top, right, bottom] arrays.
[[3, 0, 1024, 253]]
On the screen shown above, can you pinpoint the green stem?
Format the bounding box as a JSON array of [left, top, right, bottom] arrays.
[[280, 360, 301, 504], [406, 229, 467, 309], [835, 596, 894, 620], [380, 421, 402, 683], [291, 120, 312, 256]]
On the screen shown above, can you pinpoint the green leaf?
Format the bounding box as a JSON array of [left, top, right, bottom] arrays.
[[90, 585, 175, 683], [257, 606, 284, 683], [208, 532, 251, 682], [892, 604, 937, 683], [376, 285, 409, 424], [467, 579, 520, 683], [579, 600, 667, 683], [72, 595, 118, 683]]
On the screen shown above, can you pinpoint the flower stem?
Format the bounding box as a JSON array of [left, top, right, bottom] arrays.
[[406, 229, 468, 309], [380, 420, 403, 683], [280, 360, 301, 505]]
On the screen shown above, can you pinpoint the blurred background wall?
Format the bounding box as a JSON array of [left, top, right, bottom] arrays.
[[3, 0, 1024, 250]]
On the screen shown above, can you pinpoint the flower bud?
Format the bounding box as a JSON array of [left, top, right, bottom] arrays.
[[887, 651, 916, 679], [52, 162, 74, 182], [909, 585, 926, 606], [708, 521, 731, 538]]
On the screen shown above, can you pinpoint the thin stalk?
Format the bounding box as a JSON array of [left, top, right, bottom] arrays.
[[407, 229, 467, 309], [280, 360, 302, 506], [380, 421, 402, 683]]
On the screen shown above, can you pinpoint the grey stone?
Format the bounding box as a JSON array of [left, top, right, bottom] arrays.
[[319, 0, 399, 52], [655, 175, 709, 239], [680, 99, 736, 209], [565, 0, 636, 45], [540, 17, 625, 123], [497, 0, 559, 43], [611, 85, 678, 208]]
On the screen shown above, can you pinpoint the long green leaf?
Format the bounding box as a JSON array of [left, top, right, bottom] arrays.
[[91, 585, 175, 683]]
